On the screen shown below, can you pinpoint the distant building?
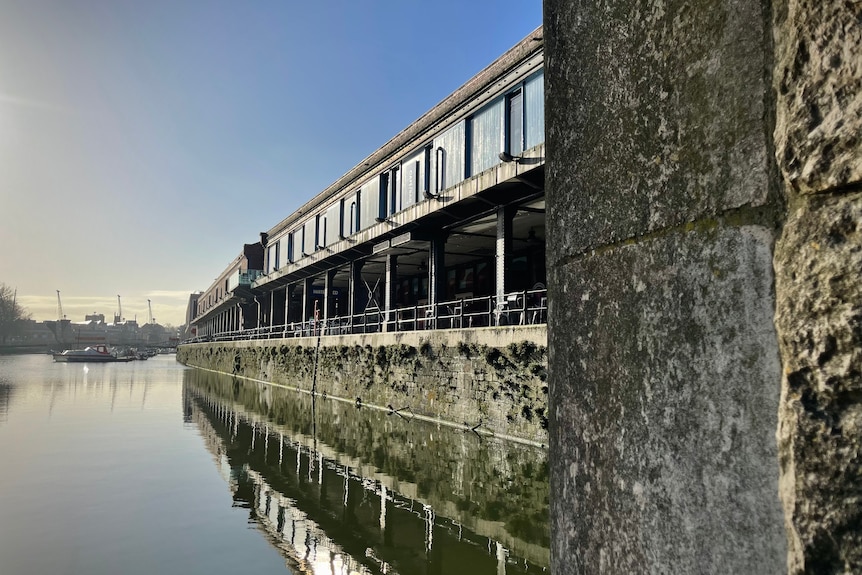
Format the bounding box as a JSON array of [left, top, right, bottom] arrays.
[[182, 292, 203, 338], [7, 319, 55, 346]]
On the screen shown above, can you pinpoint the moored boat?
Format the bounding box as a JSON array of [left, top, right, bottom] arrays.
[[52, 345, 132, 363]]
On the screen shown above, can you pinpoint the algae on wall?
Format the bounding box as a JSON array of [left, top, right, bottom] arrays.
[[177, 333, 548, 445]]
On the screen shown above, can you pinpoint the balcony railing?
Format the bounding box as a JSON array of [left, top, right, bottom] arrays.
[[184, 288, 546, 344]]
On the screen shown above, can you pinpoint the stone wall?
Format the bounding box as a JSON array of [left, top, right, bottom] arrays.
[[546, 0, 860, 573], [178, 326, 548, 445], [773, 0, 862, 571]]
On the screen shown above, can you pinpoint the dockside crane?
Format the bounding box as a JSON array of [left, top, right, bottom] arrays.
[[56, 290, 65, 320]]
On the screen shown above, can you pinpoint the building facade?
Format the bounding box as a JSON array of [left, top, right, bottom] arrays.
[[189, 27, 546, 341]]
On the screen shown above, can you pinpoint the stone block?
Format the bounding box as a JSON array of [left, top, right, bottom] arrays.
[[549, 225, 785, 573], [775, 192, 862, 573], [546, 0, 774, 255], [774, 0, 862, 194]]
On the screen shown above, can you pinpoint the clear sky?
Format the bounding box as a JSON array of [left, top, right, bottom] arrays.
[[0, 0, 542, 327]]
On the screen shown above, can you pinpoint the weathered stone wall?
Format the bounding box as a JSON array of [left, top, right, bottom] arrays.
[[546, 0, 860, 572], [773, 0, 862, 571], [178, 326, 548, 445]]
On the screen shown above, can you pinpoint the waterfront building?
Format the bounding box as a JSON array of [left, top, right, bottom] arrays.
[[189, 27, 546, 340]]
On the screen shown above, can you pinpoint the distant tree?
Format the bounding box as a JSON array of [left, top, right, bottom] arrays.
[[0, 283, 29, 344]]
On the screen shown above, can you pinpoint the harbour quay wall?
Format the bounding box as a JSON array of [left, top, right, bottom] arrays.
[[546, 0, 861, 573], [177, 325, 548, 445]]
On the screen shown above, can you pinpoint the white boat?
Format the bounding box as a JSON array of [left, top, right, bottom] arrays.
[[52, 345, 131, 363]]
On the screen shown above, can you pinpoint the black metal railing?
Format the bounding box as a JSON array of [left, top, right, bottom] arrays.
[[183, 288, 547, 344]]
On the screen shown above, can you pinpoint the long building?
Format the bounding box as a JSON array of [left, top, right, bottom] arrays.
[[189, 27, 546, 340]]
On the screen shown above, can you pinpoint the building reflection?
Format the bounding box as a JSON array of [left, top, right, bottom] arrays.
[[0, 383, 11, 425], [183, 369, 549, 574]]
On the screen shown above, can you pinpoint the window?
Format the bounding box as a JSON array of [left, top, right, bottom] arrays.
[[506, 87, 524, 157], [267, 244, 278, 272], [339, 193, 360, 237], [524, 70, 545, 149], [431, 121, 465, 193], [402, 147, 424, 207], [325, 202, 340, 245], [378, 165, 401, 218], [435, 147, 445, 193], [359, 177, 379, 230], [411, 160, 420, 203], [302, 218, 316, 254], [281, 232, 295, 263], [389, 165, 400, 214], [378, 173, 389, 221], [469, 99, 504, 175], [423, 145, 432, 196]]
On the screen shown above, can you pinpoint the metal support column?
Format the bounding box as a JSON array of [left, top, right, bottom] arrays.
[[269, 292, 275, 328], [384, 254, 398, 332], [284, 284, 296, 331], [302, 277, 314, 330], [324, 269, 336, 331], [495, 206, 515, 324], [348, 260, 365, 330], [429, 234, 448, 326]]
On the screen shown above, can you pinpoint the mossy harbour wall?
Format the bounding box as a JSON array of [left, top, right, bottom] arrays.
[[177, 325, 548, 446]]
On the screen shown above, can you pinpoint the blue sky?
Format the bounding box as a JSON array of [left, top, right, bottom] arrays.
[[0, 0, 542, 326]]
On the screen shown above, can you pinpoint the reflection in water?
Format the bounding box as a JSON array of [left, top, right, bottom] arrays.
[[0, 383, 11, 424], [184, 368, 549, 574]]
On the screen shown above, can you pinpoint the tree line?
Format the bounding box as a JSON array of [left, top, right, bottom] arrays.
[[0, 283, 30, 345]]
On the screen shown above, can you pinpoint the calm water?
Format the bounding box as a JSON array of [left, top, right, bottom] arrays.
[[0, 353, 548, 574]]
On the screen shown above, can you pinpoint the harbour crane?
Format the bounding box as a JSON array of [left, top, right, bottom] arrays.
[[56, 290, 65, 320]]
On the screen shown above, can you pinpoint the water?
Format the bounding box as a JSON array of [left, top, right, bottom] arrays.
[[0, 353, 549, 574]]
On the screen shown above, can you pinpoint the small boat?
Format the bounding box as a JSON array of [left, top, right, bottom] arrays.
[[52, 345, 131, 363]]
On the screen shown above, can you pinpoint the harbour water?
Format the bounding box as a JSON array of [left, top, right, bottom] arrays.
[[0, 353, 548, 574]]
